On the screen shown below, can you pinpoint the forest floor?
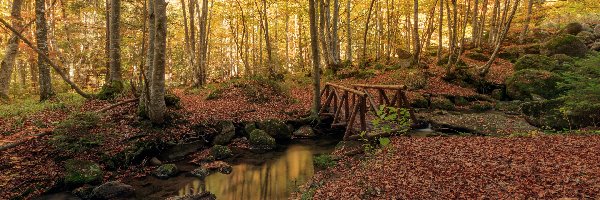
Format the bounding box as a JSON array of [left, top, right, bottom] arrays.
[[0, 51, 597, 199], [301, 135, 600, 199]]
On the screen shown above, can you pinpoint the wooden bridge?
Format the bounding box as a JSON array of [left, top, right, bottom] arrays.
[[319, 83, 417, 140]]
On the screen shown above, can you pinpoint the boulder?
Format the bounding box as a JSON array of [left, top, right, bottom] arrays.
[[210, 145, 233, 160], [149, 157, 162, 166], [257, 119, 292, 141], [90, 181, 135, 200], [595, 25, 600, 37], [505, 69, 564, 100], [562, 22, 583, 35], [153, 164, 179, 179], [249, 129, 276, 150], [159, 141, 204, 161], [513, 54, 561, 72], [430, 97, 455, 110], [542, 34, 588, 58], [591, 42, 600, 51], [423, 112, 538, 136], [498, 46, 524, 62], [521, 99, 571, 130], [64, 159, 103, 187], [165, 192, 216, 200], [213, 121, 236, 145], [293, 126, 316, 138], [191, 167, 211, 179], [576, 31, 595, 44], [164, 93, 181, 108], [244, 122, 257, 134], [465, 52, 488, 61]]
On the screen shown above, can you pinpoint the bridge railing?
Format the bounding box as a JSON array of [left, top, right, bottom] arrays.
[[319, 83, 368, 140], [352, 84, 417, 124]]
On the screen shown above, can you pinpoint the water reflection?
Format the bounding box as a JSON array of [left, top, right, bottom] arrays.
[[178, 145, 317, 199]]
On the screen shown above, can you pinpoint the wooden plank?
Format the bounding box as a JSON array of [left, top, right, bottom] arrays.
[[344, 91, 350, 121], [360, 98, 367, 132], [352, 84, 408, 90], [344, 102, 361, 140], [363, 89, 379, 113], [326, 83, 367, 96], [378, 89, 390, 104], [318, 89, 335, 115]]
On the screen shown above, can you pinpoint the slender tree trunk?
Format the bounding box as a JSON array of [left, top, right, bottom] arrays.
[[412, 0, 420, 64], [109, 0, 122, 84], [195, 0, 208, 86], [362, 0, 376, 63], [262, 0, 274, 77], [149, 0, 167, 124], [472, 0, 479, 41], [0, 0, 24, 99], [309, 0, 321, 116], [36, 0, 54, 101], [104, 0, 110, 83], [332, 0, 340, 65], [139, 0, 155, 117], [437, 0, 443, 60], [345, 0, 351, 62], [477, 0, 488, 47], [480, 0, 520, 76], [519, 0, 533, 43]]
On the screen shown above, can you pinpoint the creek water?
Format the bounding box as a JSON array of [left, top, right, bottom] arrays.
[[130, 139, 338, 199]]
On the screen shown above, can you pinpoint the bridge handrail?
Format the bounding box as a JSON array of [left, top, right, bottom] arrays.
[[326, 83, 367, 96], [352, 84, 407, 90]]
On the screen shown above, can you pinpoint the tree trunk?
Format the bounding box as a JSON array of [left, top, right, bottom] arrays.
[[437, 0, 443, 60], [412, 0, 420, 64], [104, 0, 110, 83], [345, 0, 351, 62], [471, 0, 479, 41], [362, 0, 376, 63], [480, 0, 520, 76], [109, 0, 122, 84], [309, 0, 321, 116], [332, 0, 340, 65], [519, 0, 533, 43], [262, 0, 274, 77], [0, 0, 24, 99], [195, 0, 208, 87], [36, 0, 54, 101], [149, 0, 167, 124], [139, 0, 155, 117]]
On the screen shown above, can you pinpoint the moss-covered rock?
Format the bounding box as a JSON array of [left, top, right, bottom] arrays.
[[210, 145, 233, 160], [465, 52, 488, 61], [164, 93, 181, 108], [437, 53, 466, 66], [505, 69, 564, 100], [513, 54, 561, 72], [64, 159, 103, 187], [410, 95, 429, 108], [191, 167, 211, 179], [552, 54, 575, 65], [293, 126, 316, 138], [257, 119, 292, 141], [576, 31, 595, 44], [213, 121, 236, 145], [96, 81, 123, 100], [249, 129, 276, 150], [542, 34, 588, 58], [562, 22, 583, 35], [244, 122, 258, 134], [523, 43, 541, 54], [469, 101, 494, 112], [521, 99, 571, 130], [154, 164, 179, 179], [430, 97, 455, 110], [498, 46, 524, 62], [90, 181, 135, 200]]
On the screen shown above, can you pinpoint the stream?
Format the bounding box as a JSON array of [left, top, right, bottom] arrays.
[[128, 139, 338, 199]]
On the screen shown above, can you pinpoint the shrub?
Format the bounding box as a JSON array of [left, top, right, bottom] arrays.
[[313, 154, 336, 169], [562, 22, 583, 35], [164, 93, 181, 108]]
